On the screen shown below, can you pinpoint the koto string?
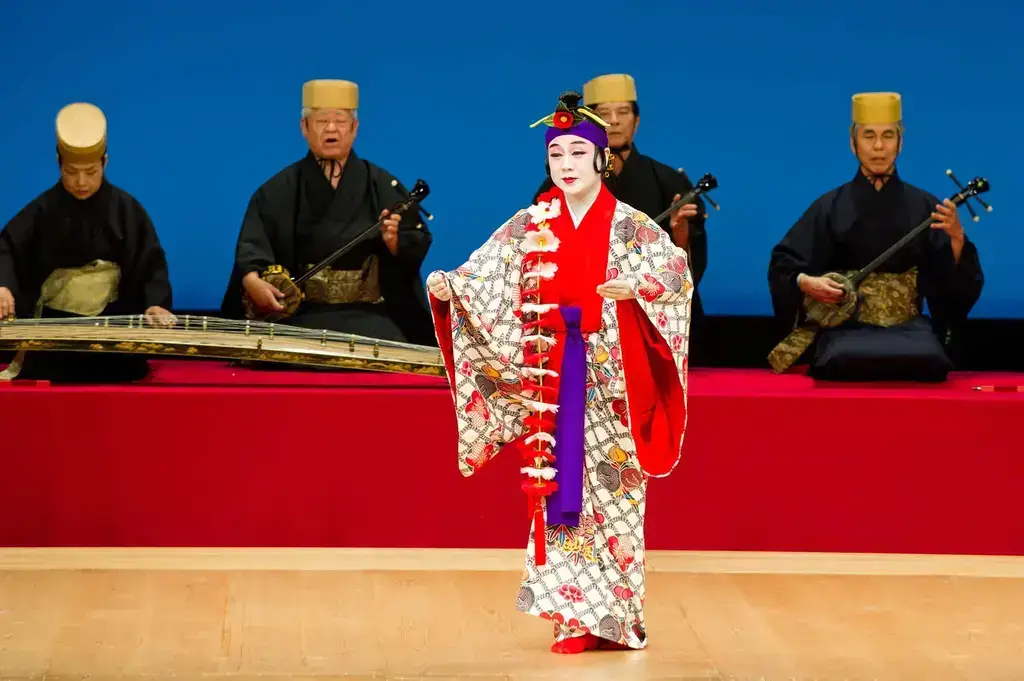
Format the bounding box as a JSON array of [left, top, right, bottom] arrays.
[[0, 315, 431, 352], [0, 315, 447, 377]]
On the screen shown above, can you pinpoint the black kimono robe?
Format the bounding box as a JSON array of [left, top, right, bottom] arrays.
[[0, 180, 173, 382], [767, 169, 984, 381], [534, 146, 709, 363], [220, 150, 435, 346]]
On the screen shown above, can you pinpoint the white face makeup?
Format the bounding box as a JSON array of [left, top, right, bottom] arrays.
[[546, 134, 603, 198]]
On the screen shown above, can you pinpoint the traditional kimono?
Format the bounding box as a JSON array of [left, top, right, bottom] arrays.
[[768, 169, 984, 381], [535, 147, 709, 363], [429, 182, 692, 649], [219, 150, 436, 346]]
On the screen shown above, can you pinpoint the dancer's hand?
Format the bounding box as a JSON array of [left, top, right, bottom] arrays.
[[427, 271, 451, 301], [596, 278, 635, 300]]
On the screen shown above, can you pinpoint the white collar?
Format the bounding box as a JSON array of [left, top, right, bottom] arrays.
[[565, 193, 598, 229], [567, 202, 583, 228]]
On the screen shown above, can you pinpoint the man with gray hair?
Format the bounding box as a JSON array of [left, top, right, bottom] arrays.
[[220, 79, 435, 345]]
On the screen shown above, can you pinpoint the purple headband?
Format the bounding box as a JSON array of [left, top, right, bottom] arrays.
[[545, 118, 609, 150]]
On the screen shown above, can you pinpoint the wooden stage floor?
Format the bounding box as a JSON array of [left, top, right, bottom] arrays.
[[2, 550, 1023, 680]]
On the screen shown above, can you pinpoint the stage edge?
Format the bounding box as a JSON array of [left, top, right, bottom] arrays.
[[0, 548, 1022, 578]]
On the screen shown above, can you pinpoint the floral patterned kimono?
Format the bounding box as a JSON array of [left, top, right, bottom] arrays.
[[428, 182, 692, 650]]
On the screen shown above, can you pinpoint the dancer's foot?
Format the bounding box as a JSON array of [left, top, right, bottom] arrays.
[[550, 633, 600, 654]]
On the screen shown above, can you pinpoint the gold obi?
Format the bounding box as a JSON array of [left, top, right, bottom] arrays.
[[768, 268, 920, 373], [300, 255, 383, 305], [37, 259, 121, 317], [0, 259, 121, 380], [852, 269, 920, 326]]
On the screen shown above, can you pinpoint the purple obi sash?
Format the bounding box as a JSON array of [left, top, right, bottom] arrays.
[[546, 305, 586, 527]]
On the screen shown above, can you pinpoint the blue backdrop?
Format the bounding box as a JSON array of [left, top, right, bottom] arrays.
[[1, 0, 1020, 316]]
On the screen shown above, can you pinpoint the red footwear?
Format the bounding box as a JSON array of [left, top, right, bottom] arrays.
[[550, 633, 600, 654]]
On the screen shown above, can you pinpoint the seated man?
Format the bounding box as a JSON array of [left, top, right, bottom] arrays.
[[220, 79, 435, 346], [533, 74, 710, 364], [0, 102, 174, 383], [767, 92, 984, 382]]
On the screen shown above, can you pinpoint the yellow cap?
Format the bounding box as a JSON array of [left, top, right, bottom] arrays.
[[583, 74, 637, 106], [852, 92, 902, 125], [302, 79, 359, 110], [55, 102, 107, 163]]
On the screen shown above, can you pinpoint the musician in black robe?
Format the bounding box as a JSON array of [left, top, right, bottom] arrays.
[[219, 79, 435, 346], [532, 74, 710, 364], [767, 92, 984, 382], [0, 103, 174, 383]]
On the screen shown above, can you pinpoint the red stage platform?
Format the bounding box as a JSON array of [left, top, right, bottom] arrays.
[[1, 359, 1022, 555]]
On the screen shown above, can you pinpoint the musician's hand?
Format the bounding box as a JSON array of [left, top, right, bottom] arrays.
[[145, 306, 177, 328], [669, 195, 699, 247], [242, 272, 285, 312], [596, 278, 635, 301], [931, 199, 964, 240], [426, 271, 451, 301], [380, 209, 401, 256], [798, 274, 847, 304], [0, 287, 14, 320], [930, 199, 966, 262]]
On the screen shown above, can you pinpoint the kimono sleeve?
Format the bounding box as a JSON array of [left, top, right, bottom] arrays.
[[610, 213, 694, 478], [234, 189, 279, 278], [916, 191, 984, 333], [767, 197, 835, 328], [125, 197, 173, 310], [0, 198, 46, 307], [376, 170, 433, 272], [428, 210, 533, 477]]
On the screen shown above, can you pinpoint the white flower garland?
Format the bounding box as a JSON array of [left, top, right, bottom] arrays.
[[522, 262, 559, 280], [526, 198, 561, 224], [525, 432, 557, 446], [521, 398, 559, 413], [521, 367, 559, 378], [521, 196, 564, 489], [521, 333, 557, 345], [520, 466, 557, 480], [522, 229, 560, 253], [521, 303, 559, 315]]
